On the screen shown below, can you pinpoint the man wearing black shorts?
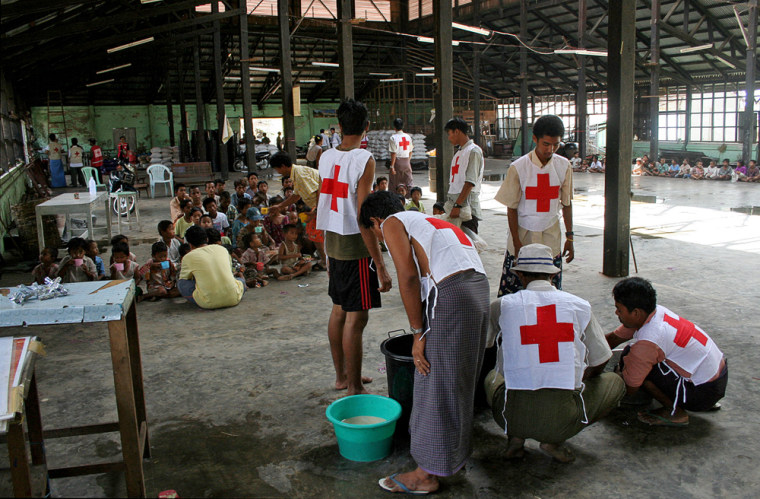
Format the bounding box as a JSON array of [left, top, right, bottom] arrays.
[[317, 99, 392, 395]]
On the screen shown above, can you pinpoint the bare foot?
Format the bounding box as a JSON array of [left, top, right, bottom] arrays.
[[539, 442, 575, 463], [335, 376, 373, 390], [277, 275, 292, 281], [379, 468, 439, 494], [505, 436, 525, 459]]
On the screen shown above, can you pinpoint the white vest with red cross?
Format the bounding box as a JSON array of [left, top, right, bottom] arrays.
[[389, 132, 413, 159], [633, 305, 723, 385], [512, 153, 569, 232], [498, 289, 591, 391], [316, 147, 372, 235], [449, 141, 480, 195], [385, 211, 485, 285]]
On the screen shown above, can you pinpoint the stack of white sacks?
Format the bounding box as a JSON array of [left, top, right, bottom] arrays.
[[365, 130, 427, 164], [149, 146, 176, 166]]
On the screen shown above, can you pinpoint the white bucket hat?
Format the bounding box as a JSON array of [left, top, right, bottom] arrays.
[[510, 243, 560, 274]]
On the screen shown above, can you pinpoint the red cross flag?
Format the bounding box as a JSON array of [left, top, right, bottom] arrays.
[[321, 164, 349, 212], [519, 304, 574, 363], [525, 173, 560, 212]]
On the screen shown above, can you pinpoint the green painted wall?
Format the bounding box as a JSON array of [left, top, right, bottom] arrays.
[[30, 102, 342, 152]]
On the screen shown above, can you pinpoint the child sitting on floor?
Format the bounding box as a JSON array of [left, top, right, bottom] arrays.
[[278, 224, 312, 280], [110, 241, 140, 282], [405, 186, 426, 213], [57, 237, 97, 283], [139, 241, 180, 301], [157, 220, 181, 266], [85, 239, 106, 280], [201, 215, 232, 245], [109, 234, 137, 264], [32, 247, 59, 284], [240, 232, 281, 285]]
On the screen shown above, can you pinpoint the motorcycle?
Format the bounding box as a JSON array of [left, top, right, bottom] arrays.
[[108, 161, 137, 216], [232, 149, 271, 172]]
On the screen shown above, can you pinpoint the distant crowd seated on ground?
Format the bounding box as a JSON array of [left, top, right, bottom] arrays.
[[631, 156, 757, 182]]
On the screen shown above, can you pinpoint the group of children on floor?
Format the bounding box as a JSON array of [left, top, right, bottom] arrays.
[[631, 156, 759, 181]]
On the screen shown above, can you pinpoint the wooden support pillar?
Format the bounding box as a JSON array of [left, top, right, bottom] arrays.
[[685, 85, 692, 148], [278, 0, 297, 158], [177, 55, 189, 162], [473, 0, 481, 149], [649, 0, 660, 162], [337, 0, 354, 100], [212, 1, 229, 178], [165, 70, 175, 147], [519, 0, 531, 155], [577, 0, 587, 159], [193, 37, 207, 163], [238, 0, 256, 172], [603, 0, 635, 277], [741, 0, 758, 163], [434, 0, 453, 202]]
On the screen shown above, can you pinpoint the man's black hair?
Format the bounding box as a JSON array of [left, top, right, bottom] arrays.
[[320, 128, 325, 133], [532, 115, 565, 139], [257, 180, 268, 187], [49, 133, 57, 141], [174, 182, 186, 193], [202, 197, 217, 209], [178, 242, 191, 258], [444, 117, 469, 134], [157, 220, 173, 233], [151, 241, 167, 256], [336, 98, 369, 136], [247, 171, 258, 179], [270, 151, 293, 169], [110, 234, 128, 246], [376, 176, 388, 183], [184, 225, 208, 247], [67, 237, 88, 251], [219, 190, 231, 201], [71, 138, 79, 146], [179, 198, 193, 210], [393, 118, 404, 130], [205, 180, 215, 188], [237, 198, 252, 212], [112, 241, 130, 256], [206, 228, 222, 244], [359, 191, 405, 228], [612, 277, 657, 315], [214, 178, 225, 187]]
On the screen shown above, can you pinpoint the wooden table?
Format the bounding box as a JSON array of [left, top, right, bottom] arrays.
[[0, 281, 149, 497], [34, 192, 111, 249], [0, 336, 48, 497]]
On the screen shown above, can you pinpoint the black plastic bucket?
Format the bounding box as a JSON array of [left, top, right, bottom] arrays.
[[380, 332, 415, 436]]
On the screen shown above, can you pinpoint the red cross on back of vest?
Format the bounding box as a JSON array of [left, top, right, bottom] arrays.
[[663, 314, 708, 348], [525, 173, 560, 212], [450, 156, 460, 183], [520, 304, 574, 363], [425, 217, 472, 246], [321, 164, 349, 212], [399, 136, 410, 151]]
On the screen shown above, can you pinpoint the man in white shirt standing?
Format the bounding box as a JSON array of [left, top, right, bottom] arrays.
[[68, 137, 85, 187], [445, 118, 485, 234], [330, 127, 342, 148], [388, 118, 414, 195]]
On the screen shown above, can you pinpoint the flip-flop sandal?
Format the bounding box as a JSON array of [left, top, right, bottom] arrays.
[[378, 474, 431, 495], [637, 410, 689, 427]]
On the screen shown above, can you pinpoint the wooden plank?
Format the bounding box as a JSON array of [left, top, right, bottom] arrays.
[[126, 302, 150, 459], [278, 0, 297, 159], [107, 317, 146, 498], [7, 421, 32, 497], [337, 0, 355, 100], [193, 38, 207, 164], [48, 461, 125, 478], [25, 375, 46, 467], [239, 0, 256, 173], [212, 1, 230, 179], [40, 422, 120, 440]]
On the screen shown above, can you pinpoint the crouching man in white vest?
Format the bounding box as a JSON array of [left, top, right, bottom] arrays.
[[484, 244, 625, 462], [607, 277, 727, 427]]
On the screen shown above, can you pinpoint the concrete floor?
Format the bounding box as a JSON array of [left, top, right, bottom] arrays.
[[1, 164, 759, 497]]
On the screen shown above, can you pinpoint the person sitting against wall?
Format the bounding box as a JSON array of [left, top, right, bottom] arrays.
[[178, 226, 246, 309]]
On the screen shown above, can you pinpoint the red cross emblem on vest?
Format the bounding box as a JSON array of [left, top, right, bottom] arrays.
[[450, 156, 460, 183], [663, 314, 708, 348], [520, 304, 574, 363], [425, 217, 472, 246], [399, 136, 410, 151], [321, 164, 349, 212], [525, 173, 560, 212]]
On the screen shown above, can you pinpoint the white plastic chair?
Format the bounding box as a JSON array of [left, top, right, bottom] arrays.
[[146, 164, 173, 198]]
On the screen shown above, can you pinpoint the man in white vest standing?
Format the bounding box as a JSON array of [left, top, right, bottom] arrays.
[[68, 137, 85, 187], [317, 99, 392, 396], [607, 277, 727, 427], [445, 117, 485, 234], [494, 115, 574, 295], [484, 244, 624, 462], [388, 118, 414, 195]]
